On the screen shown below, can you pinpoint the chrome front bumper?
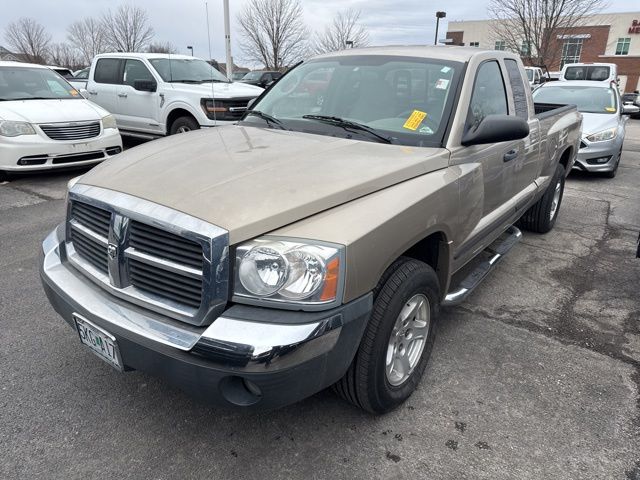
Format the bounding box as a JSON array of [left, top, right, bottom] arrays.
[[40, 226, 371, 408]]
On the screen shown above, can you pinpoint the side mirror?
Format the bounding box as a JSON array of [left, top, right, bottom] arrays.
[[461, 114, 530, 146], [133, 80, 157, 92], [622, 104, 640, 115]]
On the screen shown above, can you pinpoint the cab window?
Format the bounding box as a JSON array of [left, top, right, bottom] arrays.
[[94, 58, 122, 84], [123, 59, 155, 87], [466, 60, 508, 130]]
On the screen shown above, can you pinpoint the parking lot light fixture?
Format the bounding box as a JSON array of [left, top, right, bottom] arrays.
[[435, 11, 446, 45]]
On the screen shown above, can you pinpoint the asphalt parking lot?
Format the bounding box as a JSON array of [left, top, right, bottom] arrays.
[[1, 123, 639, 480]]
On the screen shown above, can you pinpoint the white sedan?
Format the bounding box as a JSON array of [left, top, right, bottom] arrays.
[[0, 61, 122, 177]]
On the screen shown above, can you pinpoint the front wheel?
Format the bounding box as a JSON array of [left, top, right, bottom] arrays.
[[333, 258, 440, 414], [169, 116, 199, 135], [517, 162, 565, 233]]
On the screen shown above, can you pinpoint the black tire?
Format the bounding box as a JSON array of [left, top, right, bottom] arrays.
[[169, 115, 199, 135], [603, 149, 621, 179], [0, 170, 8, 182], [333, 257, 440, 414], [517, 162, 565, 233]]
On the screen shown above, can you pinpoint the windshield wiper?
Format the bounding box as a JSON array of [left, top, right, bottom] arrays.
[[168, 79, 200, 84], [246, 110, 286, 130], [301, 115, 393, 144], [1, 97, 66, 101], [198, 79, 230, 84]]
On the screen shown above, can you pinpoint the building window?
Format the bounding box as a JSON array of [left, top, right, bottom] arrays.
[[520, 41, 532, 56], [494, 40, 506, 51], [469, 42, 479, 47], [561, 38, 583, 67], [615, 37, 630, 55]]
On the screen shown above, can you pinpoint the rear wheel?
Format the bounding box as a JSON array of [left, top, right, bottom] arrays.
[[517, 162, 565, 233], [169, 116, 199, 135], [333, 257, 440, 414]]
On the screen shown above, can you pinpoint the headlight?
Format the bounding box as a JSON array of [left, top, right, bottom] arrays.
[[102, 114, 117, 130], [0, 120, 36, 137], [586, 128, 617, 142], [234, 238, 343, 307]]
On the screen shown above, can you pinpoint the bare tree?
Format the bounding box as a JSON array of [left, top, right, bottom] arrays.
[[4, 17, 51, 63], [49, 43, 84, 70], [488, 0, 607, 67], [237, 0, 308, 70], [67, 17, 107, 65], [313, 9, 369, 55], [147, 41, 177, 54], [101, 5, 154, 52]]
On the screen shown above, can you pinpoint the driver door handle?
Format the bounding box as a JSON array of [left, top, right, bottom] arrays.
[[503, 149, 519, 162], [118, 92, 128, 98]]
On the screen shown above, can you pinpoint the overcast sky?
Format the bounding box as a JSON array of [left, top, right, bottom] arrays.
[[1, 0, 638, 66]]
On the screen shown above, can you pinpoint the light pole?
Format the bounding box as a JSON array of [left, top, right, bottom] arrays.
[[187, 45, 193, 56], [434, 11, 446, 45]]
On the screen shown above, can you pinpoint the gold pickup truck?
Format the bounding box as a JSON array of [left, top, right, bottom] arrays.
[[40, 46, 582, 413]]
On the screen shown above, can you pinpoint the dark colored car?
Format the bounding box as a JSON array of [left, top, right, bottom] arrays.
[[239, 70, 282, 88]]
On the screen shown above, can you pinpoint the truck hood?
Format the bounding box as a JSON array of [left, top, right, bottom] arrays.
[[79, 126, 449, 243], [169, 81, 264, 99], [0, 98, 107, 123], [580, 112, 620, 137]]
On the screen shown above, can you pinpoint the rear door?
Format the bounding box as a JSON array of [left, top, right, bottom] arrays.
[[116, 58, 161, 134], [87, 58, 122, 115], [502, 58, 540, 204]]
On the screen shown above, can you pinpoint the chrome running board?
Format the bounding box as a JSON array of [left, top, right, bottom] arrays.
[[442, 226, 522, 307]]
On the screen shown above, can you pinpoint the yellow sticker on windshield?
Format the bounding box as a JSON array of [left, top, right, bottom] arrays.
[[403, 110, 427, 131], [605, 107, 615, 112], [69, 89, 79, 96]]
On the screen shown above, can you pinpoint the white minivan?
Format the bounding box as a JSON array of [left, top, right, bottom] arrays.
[[0, 61, 122, 177], [560, 63, 618, 84], [85, 53, 264, 138]]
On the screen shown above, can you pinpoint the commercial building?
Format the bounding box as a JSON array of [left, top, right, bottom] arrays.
[[446, 12, 640, 92]]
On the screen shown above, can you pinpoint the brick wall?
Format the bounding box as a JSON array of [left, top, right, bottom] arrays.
[[546, 25, 610, 70]]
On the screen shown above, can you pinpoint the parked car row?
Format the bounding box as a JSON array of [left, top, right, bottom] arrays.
[[0, 54, 265, 177]]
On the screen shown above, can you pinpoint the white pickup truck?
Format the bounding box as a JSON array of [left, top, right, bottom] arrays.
[[85, 53, 264, 137]]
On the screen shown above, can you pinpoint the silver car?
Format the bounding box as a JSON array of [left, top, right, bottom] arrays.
[[533, 80, 638, 178]]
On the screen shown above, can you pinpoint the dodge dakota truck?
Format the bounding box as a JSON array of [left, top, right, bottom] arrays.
[[40, 46, 582, 413]]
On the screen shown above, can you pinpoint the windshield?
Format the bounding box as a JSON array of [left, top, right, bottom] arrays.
[[526, 69, 534, 81], [533, 85, 617, 114], [242, 55, 462, 147], [242, 71, 264, 81], [148, 58, 229, 83], [0, 66, 81, 101], [564, 65, 611, 81]]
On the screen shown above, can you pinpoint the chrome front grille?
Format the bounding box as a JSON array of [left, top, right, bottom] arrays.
[[40, 122, 101, 140], [129, 221, 203, 269], [65, 186, 229, 326]]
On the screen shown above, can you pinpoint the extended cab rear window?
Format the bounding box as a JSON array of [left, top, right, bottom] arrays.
[[564, 66, 611, 81]]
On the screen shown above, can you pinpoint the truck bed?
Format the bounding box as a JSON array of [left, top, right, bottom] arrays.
[[534, 102, 576, 120]]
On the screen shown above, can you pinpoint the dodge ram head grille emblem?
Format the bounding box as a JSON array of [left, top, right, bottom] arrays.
[[107, 243, 118, 260]]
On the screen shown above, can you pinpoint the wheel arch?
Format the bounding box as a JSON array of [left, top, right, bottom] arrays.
[[397, 231, 451, 300], [166, 108, 199, 134]]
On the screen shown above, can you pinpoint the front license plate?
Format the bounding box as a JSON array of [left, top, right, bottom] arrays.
[[73, 314, 123, 371]]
